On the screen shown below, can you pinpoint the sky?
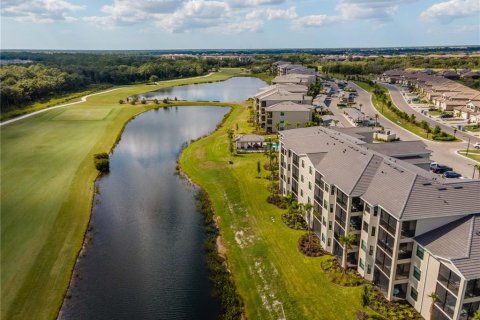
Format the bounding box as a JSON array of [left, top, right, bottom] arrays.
[[1, 0, 479, 50]]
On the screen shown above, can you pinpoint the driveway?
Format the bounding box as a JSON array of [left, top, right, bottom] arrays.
[[348, 82, 479, 178]]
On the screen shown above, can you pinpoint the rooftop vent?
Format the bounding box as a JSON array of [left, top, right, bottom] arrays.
[[438, 187, 447, 191], [453, 186, 463, 189], [422, 183, 432, 186]]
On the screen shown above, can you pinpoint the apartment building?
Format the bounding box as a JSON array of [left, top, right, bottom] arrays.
[[265, 102, 313, 133], [279, 126, 480, 320], [272, 74, 317, 86], [254, 84, 313, 131]]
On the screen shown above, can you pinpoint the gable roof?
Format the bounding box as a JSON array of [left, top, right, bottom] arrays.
[[415, 214, 480, 280], [266, 101, 312, 112]]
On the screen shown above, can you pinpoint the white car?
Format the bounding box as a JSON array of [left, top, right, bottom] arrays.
[[474, 142, 480, 149]]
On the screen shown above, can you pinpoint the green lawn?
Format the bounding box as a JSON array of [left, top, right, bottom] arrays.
[[0, 68, 247, 320], [458, 150, 480, 162], [465, 125, 480, 132], [180, 103, 366, 319], [353, 80, 375, 93]]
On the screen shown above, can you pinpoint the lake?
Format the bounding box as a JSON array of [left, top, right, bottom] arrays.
[[139, 76, 267, 102], [59, 106, 229, 320]]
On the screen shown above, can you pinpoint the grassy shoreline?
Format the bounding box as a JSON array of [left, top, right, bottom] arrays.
[[179, 102, 368, 319], [1, 68, 249, 320]]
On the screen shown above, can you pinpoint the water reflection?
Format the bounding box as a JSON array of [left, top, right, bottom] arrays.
[[140, 77, 267, 102], [59, 106, 229, 320]]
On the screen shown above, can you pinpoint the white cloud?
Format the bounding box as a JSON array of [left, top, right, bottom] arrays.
[[154, 1, 233, 33], [421, 0, 480, 23], [1, 0, 84, 23], [246, 6, 297, 20], [294, 0, 417, 29], [230, 0, 286, 8], [85, 0, 182, 27]]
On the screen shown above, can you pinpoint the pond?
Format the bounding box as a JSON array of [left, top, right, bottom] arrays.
[[139, 76, 267, 102], [59, 106, 229, 320]]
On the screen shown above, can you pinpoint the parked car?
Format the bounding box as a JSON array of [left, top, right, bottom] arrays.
[[430, 163, 453, 174], [474, 142, 480, 149], [443, 171, 462, 178], [440, 113, 453, 119]]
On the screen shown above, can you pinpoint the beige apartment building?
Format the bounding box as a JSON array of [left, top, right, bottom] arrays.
[[254, 84, 313, 132], [265, 101, 312, 133], [279, 126, 480, 320]]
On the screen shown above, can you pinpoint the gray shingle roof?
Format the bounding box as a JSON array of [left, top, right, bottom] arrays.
[[235, 134, 265, 143], [280, 126, 480, 221], [266, 101, 312, 112], [415, 214, 480, 280], [364, 141, 431, 157]]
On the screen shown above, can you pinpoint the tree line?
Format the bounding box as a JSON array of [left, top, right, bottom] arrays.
[[0, 52, 248, 111]]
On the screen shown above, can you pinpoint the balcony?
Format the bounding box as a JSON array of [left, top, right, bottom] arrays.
[[380, 210, 397, 235], [393, 283, 407, 299], [464, 279, 480, 299], [349, 216, 362, 231], [395, 263, 411, 280], [335, 208, 347, 229], [351, 197, 364, 213], [401, 220, 417, 238], [398, 242, 413, 260]]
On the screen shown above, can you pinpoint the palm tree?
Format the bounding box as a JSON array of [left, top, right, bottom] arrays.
[[284, 121, 290, 130], [428, 292, 439, 320], [295, 122, 301, 128], [333, 119, 339, 127], [339, 234, 356, 274], [275, 122, 280, 132]]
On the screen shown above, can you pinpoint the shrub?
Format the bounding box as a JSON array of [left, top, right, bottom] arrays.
[[119, 99, 124, 104], [356, 310, 369, 320], [298, 233, 326, 257], [93, 153, 109, 173], [153, 99, 159, 104], [281, 213, 307, 230], [141, 99, 146, 104], [320, 258, 364, 287]]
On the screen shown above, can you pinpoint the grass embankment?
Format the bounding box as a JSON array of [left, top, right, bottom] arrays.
[[0, 68, 247, 320], [179, 103, 366, 319], [458, 150, 480, 162]]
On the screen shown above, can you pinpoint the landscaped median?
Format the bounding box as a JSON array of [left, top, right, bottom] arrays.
[[458, 149, 480, 163], [0, 69, 248, 320]]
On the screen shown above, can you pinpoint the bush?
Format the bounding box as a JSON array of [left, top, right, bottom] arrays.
[[320, 258, 364, 287], [362, 285, 422, 320], [298, 233, 326, 257], [93, 153, 109, 173], [266, 194, 287, 209], [141, 99, 146, 104], [119, 99, 124, 104], [281, 213, 307, 230]]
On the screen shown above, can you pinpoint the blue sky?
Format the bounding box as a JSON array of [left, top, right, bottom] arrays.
[[1, 0, 479, 49]]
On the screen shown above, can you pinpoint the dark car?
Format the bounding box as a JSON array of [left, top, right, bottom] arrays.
[[431, 163, 453, 174], [440, 113, 453, 119], [443, 171, 462, 178]]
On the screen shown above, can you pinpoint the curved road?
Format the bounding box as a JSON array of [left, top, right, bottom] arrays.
[[347, 82, 478, 178], [383, 83, 480, 144], [0, 72, 215, 127]]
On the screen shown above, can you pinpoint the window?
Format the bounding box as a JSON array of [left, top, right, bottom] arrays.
[[410, 287, 418, 301], [361, 240, 367, 252], [369, 246, 374, 256], [300, 189, 303, 197], [301, 175, 304, 182], [308, 182, 312, 190], [416, 246, 424, 260], [323, 200, 328, 209], [371, 227, 376, 237], [327, 238, 331, 246], [309, 166, 312, 175], [413, 266, 421, 281], [328, 221, 332, 230], [325, 185, 329, 193], [367, 264, 372, 274], [359, 259, 365, 270], [280, 112, 285, 116], [301, 160, 304, 168], [363, 221, 369, 233], [322, 216, 326, 226], [321, 233, 325, 243], [308, 197, 311, 204]]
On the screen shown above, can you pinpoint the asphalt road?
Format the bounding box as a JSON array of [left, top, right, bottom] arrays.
[[345, 82, 479, 178], [383, 83, 480, 145]]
